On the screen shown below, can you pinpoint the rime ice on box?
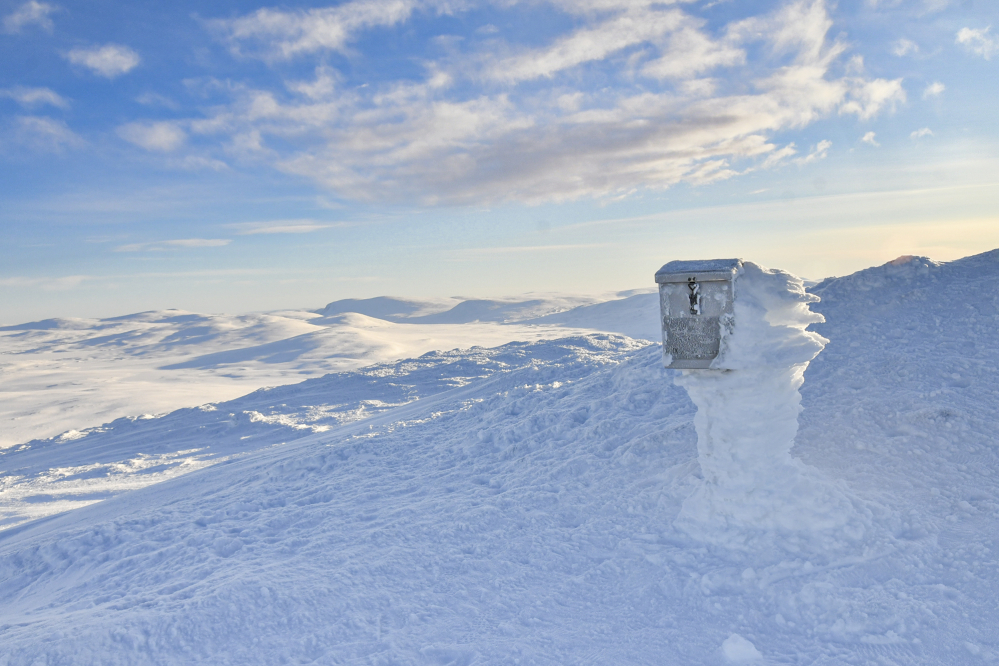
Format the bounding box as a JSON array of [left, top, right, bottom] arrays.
[[654, 258, 741, 369], [657, 259, 870, 550]]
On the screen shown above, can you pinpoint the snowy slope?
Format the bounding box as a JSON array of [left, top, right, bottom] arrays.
[[0, 338, 642, 530], [0, 308, 605, 448], [523, 291, 659, 340], [1, 251, 998, 664]]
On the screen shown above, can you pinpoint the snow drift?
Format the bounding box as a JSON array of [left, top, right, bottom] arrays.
[[675, 262, 871, 552]]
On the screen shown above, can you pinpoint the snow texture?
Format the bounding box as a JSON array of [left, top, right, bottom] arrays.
[[0, 250, 998, 664], [0, 301, 640, 449]]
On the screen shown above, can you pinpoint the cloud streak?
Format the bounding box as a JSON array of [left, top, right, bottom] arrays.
[[11, 116, 84, 153], [228, 220, 342, 235], [0, 86, 68, 109], [114, 238, 231, 252]]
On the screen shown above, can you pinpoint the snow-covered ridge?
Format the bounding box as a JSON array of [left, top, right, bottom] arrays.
[[312, 292, 655, 324], [0, 294, 657, 449]]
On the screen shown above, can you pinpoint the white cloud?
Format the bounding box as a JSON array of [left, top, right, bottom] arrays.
[[117, 122, 187, 152], [488, 7, 686, 82], [0, 86, 68, 109], [286, 66, 339, 100], [767, 0, 834, 64], [796, 139, 831, 164], [181, 0, 908, 205], [839, 77, 905, 119], [957, 27, 997, 60], [910, 127, 932, 139], [485, 4, 745, 84], [2, 1, 57, 33], [861, 131, 879, 147], [891, 38, 918, 57], [114, 239, 231, 252], [13, 116, 84, 152], [922, 81, 944, 99], [641, 22, 745, 80], [210, 0, 420, 60], [761, 143, 798, 169], [66, 44, 140, 78]]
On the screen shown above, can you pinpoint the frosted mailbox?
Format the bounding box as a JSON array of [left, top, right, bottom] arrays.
[[655, 258, 742, 369]]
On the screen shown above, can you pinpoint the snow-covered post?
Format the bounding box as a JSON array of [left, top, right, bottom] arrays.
[[656, 260, 853, 542]]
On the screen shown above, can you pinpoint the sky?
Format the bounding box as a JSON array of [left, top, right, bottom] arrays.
[[1, 0, 998, 323]]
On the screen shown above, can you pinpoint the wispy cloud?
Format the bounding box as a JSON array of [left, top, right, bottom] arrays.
[[861, 131, 879, 147], [796, 139, 831, 165], [839, 77, 906, 120], [209, 0, 422, 60], [922, 81, 945, 99], [910, 127, 933, 139], [2, 1, 57, 34], [170, 155, 229, 171], [135, 92, 179, 109], [0, 86, 68, 109], [760, 144, 798, 169], [66, 44, 140, 78], [0, 274, 90, 290], [12, 116, 84, 152], [228, 220, 341, 235], [117, 0, 899, 206], [114, 238, 231, 252], [117, 121, 186, 152], [956, 27, 997, 60], [891, 38, 918, 57]]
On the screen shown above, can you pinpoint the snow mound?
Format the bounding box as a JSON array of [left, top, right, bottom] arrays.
[[315, 296, 459, 320], [674, 262, 872, 554], [523, 291, 660, 340]]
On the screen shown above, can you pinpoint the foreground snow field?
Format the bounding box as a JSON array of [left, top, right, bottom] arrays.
[[0, 251, 997, 664]]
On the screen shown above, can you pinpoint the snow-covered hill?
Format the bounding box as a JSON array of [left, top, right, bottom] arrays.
[[1, 250, 997, 664], [0, 337, 648, 530], [0, 305, 630, 449]]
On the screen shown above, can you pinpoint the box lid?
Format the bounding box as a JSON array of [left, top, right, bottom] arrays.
[[655, 258, 742, 284]]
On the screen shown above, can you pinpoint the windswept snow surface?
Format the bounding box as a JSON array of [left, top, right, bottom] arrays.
[[1, 250, 999, 664], [0, 339, 638, 530], [0, 307, 621, 449]]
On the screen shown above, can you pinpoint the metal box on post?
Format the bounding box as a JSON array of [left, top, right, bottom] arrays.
[[655, 259, 741, 369]]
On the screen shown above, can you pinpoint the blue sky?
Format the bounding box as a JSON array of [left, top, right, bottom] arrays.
[[1, 0, 997, 322]]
